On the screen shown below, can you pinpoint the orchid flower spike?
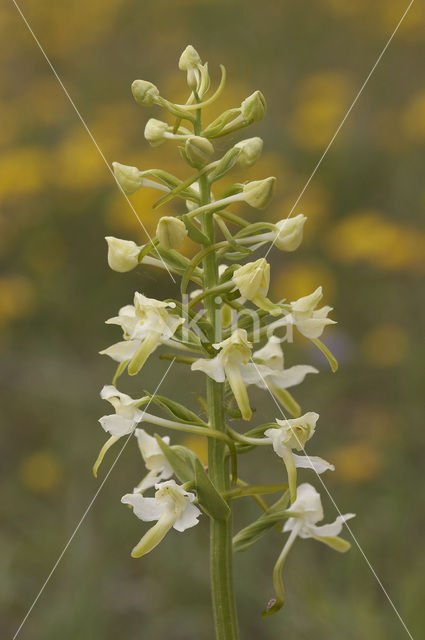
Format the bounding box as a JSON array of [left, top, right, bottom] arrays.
[[133, 429, 174, 493], [232, 259, 281, 316], [265, 483, 355, 616], [100, 293, 184, 376], [264, 413, 334, 502], [191, 329, 253, 420], [121, 480, 201, 557]]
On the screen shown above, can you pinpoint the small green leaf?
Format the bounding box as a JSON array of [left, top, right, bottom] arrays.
[[155, 437, 196, 484], [233, 492, 290, 552], [149, 394, 207, 426], [208, 147, 241, 183], [182, 215, 210, 244], [193, 458, 230, 521]]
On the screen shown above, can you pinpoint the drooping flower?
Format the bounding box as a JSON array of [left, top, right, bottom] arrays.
[[100, 293, 184, 376], [265, 483, 355, 616], [156, 216, 188, 250], [133, 428, 174, 493], [92, 385, 148, 477], [283, 483, 355, 547], [121, 479, 201, 557], [99, 385, 146, 436], [191, 329, 253, 420], [264, 413, 334, 501]]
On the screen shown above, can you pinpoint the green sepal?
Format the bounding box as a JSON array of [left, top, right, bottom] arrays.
[[233, 491, 290, 552], [207, 147, 241, 183], [182, 214, 210, 244], [269, 386, 301, 418], [202, 108, 240, 138], [147, 393, 208, 426], [312, 535, 351, 552], [156, 247, 192, 271], [311, 338, 339, 372], [137, 238, 160, 262], [193, 458, 231, 521]]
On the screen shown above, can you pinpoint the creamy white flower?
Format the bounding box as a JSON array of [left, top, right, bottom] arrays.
[[265, 413, 333, 501], [267, 482, 354, 615], [122, 479, 201, 557], [273, 215, 307, 251], [133, 429, 173, 493], [156, 216, 188, 250], [283, 483, 355, 544], [285, 287, 335, 339], [232, 259, 280, 315], [191, 329, 253, 420], [99, 385, 146, 436], [234, 137, 263, 167], [243, 337, 318, 391], [100, 293, 184, 375]]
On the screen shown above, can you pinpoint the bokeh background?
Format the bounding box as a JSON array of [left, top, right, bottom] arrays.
[[1, 1, 424, 638]]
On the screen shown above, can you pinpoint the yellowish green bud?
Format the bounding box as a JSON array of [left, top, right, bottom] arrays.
[[233, 258, 270, 300], [157, 216, 188, 250], [105, 236, 140, 272], [274, 214, 307, 251], [241, 90, 266, 122], [144, 118, 168, 147], [235, 137, 263, 167], [131, 80, 160, 106], [243, 177, 276, 209], [112, 162, 144, 195], [185, 136, 214, 166], [178, 45, 202, 70]]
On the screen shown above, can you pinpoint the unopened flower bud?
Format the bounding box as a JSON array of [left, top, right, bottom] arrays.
[[131, 80, 160, 106], [112, 162, 144, 195], [243, 177, 275, 209], [157, 216, 188, 250], [241, 90, 266, 122], [105, 237, 140, 272], [185, 136, 214, 166], [179, 45, 202, 70], [274, 214, 307, 251], [234, 137, 263, 167], [233, 258, 270, 300], [144, 118, 168, 147]]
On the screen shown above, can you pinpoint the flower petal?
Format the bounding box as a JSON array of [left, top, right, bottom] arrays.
[[121, 493, 164, 521], [100, 340, 140, 363], [269, 365, 318, 389], [173, 501, 202, 532], [191, 355, 226, 382], [99, 413, 136, 436], [292, 454, 335, 474], [306, 513, 355, 538]]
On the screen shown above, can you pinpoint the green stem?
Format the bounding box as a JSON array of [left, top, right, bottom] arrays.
[[196, 106, 239, 639]]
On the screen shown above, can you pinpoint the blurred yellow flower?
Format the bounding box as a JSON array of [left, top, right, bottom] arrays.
[[182, 435, 208, 466], [0, 147, 50, 199], [55, 129, 108, 190], [271, 261, 336, 303], [0, 275, 35, 325], [290, 72, 353, 150], [327, 210, 425, 271], [361, 324, 409, 367], [20, 450, 64, 493], [331, 442, 382, 484], [402, 90, 425, 143]]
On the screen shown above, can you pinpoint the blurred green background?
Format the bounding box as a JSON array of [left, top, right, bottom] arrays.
[[1, 1, 425, 638]]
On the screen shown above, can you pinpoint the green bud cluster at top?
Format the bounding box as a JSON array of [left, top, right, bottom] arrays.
[[97, 45, 353, 639]]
